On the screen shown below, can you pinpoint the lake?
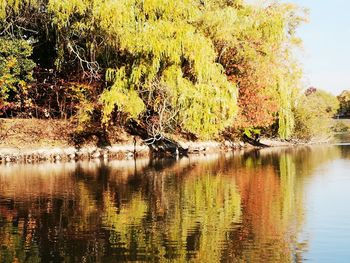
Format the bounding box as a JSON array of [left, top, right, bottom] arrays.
[[0, 143, 350, 262]]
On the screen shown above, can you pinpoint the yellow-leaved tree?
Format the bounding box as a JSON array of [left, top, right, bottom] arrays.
[[0, 0, 306, 144]]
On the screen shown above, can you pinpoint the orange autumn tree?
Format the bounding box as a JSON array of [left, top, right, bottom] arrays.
[[234, 4, 304, 137], [230, 62, 279, 130], [202, 2, 306, 138]]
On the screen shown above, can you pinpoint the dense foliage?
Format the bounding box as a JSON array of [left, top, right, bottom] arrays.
[[0, 38, 35, 112], [293, 88, 339, 140], [0, 0, 314, 141]]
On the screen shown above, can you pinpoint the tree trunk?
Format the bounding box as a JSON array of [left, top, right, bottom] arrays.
[[242, 134, 268, 147], [125, 119, 188, 157]]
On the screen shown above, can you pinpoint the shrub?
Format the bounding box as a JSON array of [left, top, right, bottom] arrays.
[[293, 89, 339, 140]]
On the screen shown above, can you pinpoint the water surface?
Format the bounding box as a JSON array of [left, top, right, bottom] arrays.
[[0, 144, 350, 262]]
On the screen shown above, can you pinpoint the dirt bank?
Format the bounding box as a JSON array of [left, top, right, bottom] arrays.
[[0, 118, 298, 163]]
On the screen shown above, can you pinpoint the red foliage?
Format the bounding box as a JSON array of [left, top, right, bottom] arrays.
[[305, 86, 317, 96], [222, 47, 279, 130], [235, 84, 278, 129]]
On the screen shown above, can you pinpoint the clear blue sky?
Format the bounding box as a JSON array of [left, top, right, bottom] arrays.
[[248, 0, 350, 95], [292, 0, 350, 95]]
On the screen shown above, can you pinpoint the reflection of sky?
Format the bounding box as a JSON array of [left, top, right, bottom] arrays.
[[303, 159, 350, 262], [247, 0, 350, 95]]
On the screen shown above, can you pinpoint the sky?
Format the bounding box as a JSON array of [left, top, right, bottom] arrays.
[[292, 0, 350, 95], [247, 0, 350, 95]]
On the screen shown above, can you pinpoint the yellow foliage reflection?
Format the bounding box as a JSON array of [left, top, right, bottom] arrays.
[[0, 145, 344, 262], [102, 168, 241, 262]]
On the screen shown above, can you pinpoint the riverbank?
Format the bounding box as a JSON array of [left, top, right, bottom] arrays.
[[0, 118, 301, 163], [0, 140, 248, 164]]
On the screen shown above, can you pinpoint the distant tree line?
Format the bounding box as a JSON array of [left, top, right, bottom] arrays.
[[337, 90, 350, 117]]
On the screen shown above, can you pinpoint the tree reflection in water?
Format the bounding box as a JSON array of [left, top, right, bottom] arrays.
[[0, 146, 343, 262]]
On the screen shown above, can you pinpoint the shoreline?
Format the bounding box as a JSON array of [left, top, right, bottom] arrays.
[[1, 118, 337, 164], [0, 138, 300, 164]]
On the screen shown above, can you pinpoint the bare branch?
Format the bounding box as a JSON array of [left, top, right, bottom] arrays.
[[67, 41, 100, 81]]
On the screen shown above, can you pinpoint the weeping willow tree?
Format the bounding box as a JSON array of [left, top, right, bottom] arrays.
[[198, 1, 306, 139], [263, 3, 305, 140], [277, 63, 301, 140], [45, 0, 238, 139], [0, 0, 306, 141]]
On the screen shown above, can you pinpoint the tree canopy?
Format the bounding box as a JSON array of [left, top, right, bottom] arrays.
[[0, 0, 309, 141]]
